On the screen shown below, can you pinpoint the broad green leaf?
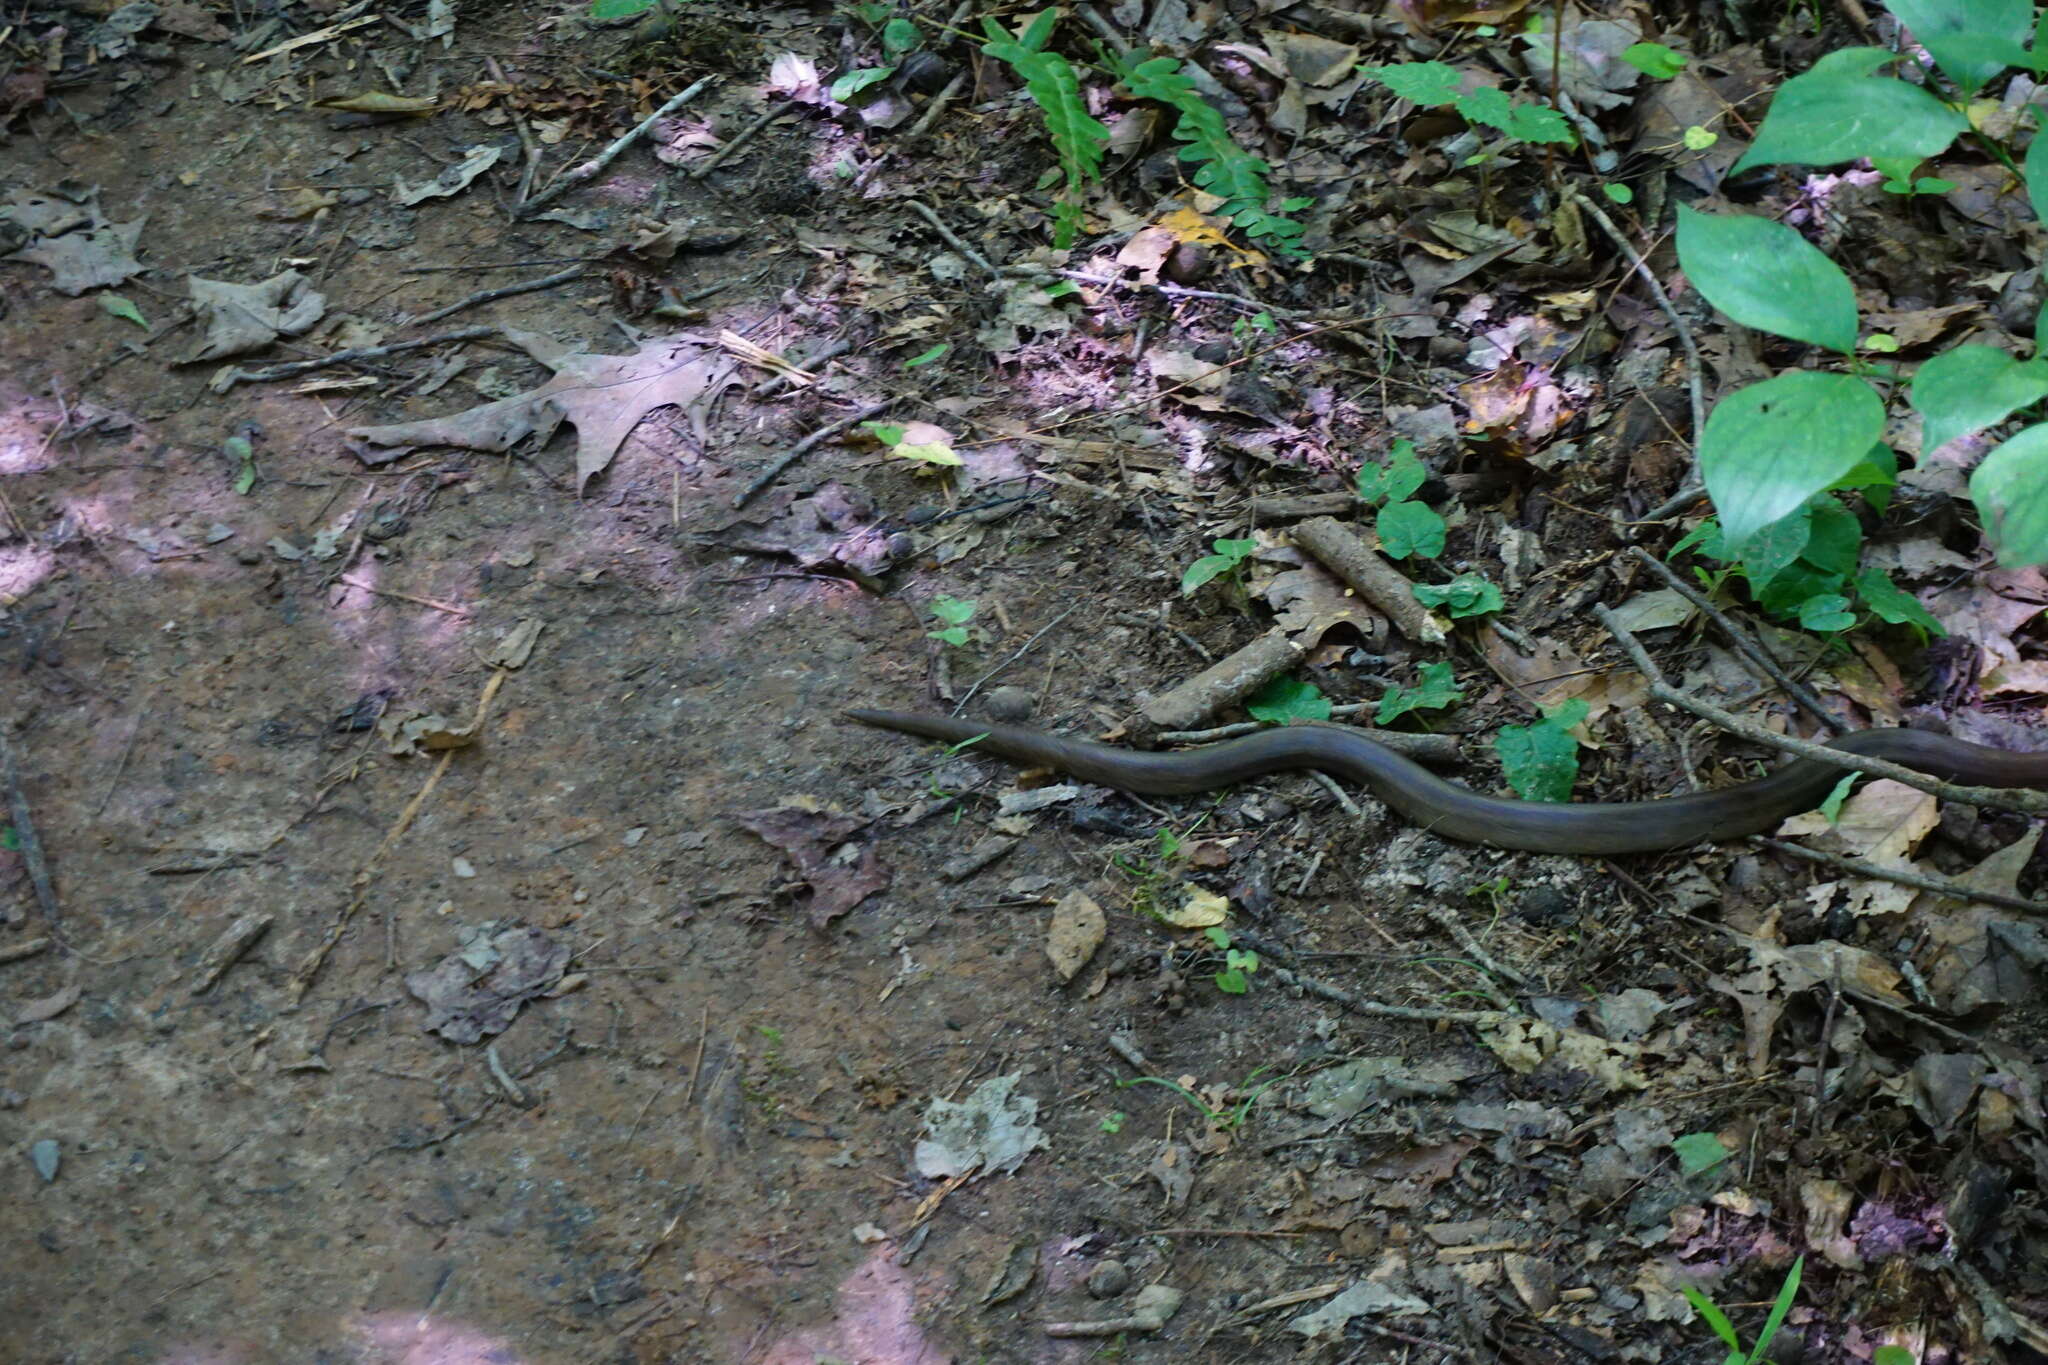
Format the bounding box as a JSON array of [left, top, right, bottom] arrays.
[[1798, 592, 1856, 632], [1356, 440, 1425, 504], [830, 66, 895, 101], [1495, 698, 1588, 803], [1885, 0, 2032, 95], [589, 0, 655, 17], [929, 626, 968, 646], [1246, 677, 1331, 723], [1758, 562, 1845, 618], [1672, 1131, 1730, 1174], [1829, 443, 1899, 514], [1700, 373, 1886, 547], [1683, 125, 1719, 151], [881, 16, 922, 54], [1621, 42, 1687, 78], [1412, 572, 1503, 618], [1502, 102, 1573, 144], [1819, 770, 1859, 821], [1603, 183, 1634, 204], [1730, 48, 1970, 174], [1737, 505, 1813, 593], [1801, 498, 1863, 577], [929, 596, 976, 626], [1377, 499, 1446, 559], [2028, 122, 2048, 231], [1361, 60, 1462, 105], [1971, 421, 2048, 565], [1910, 344, 2048, 454], [1854, 568, 1944, 637], [98, 292, 147, 328], [1873, 1348, 1918, 1365], [1213, 536, 1259, 558], [1376, 660, 1463, 725], [1675, 205, 1858, 353]]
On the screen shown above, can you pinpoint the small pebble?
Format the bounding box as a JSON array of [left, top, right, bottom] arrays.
[[984, 686, 1035, 722], [1086, 1260, 1130, 1299], [29, 1138, 60, 1183]]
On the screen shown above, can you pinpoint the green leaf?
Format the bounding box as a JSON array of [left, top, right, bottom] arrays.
[[1621, 42, 1687, 78], [1495, 698, 1588, 803], [904, 343, 948, 369], [1854, 568, 1944, 638], [1376, 499, 1446, 559], [1672, 1130, 1730, 1174], [1376, 660, 1463, 725], [1501, 101, 1574, 145], [929, 596, 977, 626], [1910, 344, 2048, 455], [224, 434, 257, 496], [929, 626, 969, 646], [1603, 183, 1634, 204], [1675, 205, 1858, 353], [1214, 968, 1250, 994], [1730, 48, 1970, 174], [2026, 121, 2048, 227], [1819, 770, 1859, 821], [1213, 536, 1259, 559], [1829, 443, 1899, 514], [0, 824, 16, 850], [97, 292, 147, 328], [1872, 1348, 1918, 1365], [864, 420, 907, 444], [1681, 1285, 1744, 1352], [1683, 124, 1719, 150], [1749, 1257, 1803, 1365], [1970, 421, 2048, 566], [881, 16, 921, 54], [1800, 498, 1862, 578], [1246, 677, 1331, 724], [1180, 538, 1256, 594], [985, 16, 1111, 249], [1120, 54, 1305, 256], [1204, 925, 1231, 948], [588, 0, 655, 17], [1737, 505, 1813, 593], [1699, 373, 1886, 547], [1798, 592, 1856, 632], [1885, 0, 2032, 95], [1355, 439, 1425, 504], [1412, 572, 1503, 619], [1360, 60, 1462, 106], [830, 66, 896, 101]]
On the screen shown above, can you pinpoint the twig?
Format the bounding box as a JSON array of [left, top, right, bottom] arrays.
[[1291, 517, 1447, 645], [904, 71, 967, 139], [1422, 905, 1527, 988], [1155, 716, 1464, 766], [521, 75, 716, 215], [1597, 606, 2048, 817], [688, 101, 787, 179], [1625, 546, 1840, 730], [1308, 770, 1364, 818], [335, 574, 471, 616], [732, 398, 895, 508], [905, 199, 998, 277], [1564, 188, 1706, 517], [213, 326, 498, 390], [952, 605, 1080, 715], [0, 727, 60, 924], [402, 267, 585, 328], [1228, 930, 1508, 1026], [1753, 837, 2048, 917]]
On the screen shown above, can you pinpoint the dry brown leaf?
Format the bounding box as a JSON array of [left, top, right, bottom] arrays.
[[1046, 889, 1106, 982]]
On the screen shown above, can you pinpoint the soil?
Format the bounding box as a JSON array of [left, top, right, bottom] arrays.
[[2, 3, 2046, 1364]]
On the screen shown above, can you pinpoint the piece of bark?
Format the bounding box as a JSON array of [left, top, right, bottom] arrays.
[[1136, 631, 1305, 737], [1248, 492, 1354, 524]]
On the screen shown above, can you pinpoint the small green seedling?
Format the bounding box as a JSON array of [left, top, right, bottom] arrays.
[[1099, 1110, 1126, 1134], [1354, 440, 1446, 560], [1115, 1064, 1281, 1129], [927, 596, 976, 646], [1377, 660, 1463, 725], [1246, 676, 1329, 723], [1204, 925, 1259, 995], [1180, 537, 1258, 595], [1413, 573, 1502, 620], [1496, 697, 1589, 803], [1681, 1255, 1803, 1365]]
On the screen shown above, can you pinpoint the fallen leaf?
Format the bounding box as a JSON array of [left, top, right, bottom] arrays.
[[1046, 889, 1105, 981]]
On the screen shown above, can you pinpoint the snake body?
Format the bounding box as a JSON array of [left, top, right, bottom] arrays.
[[846, 709, 2048, 855]]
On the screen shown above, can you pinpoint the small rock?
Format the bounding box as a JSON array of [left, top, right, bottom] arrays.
[[29, 1138, 60, 1183], [984, 686, 1035, 722], [235, 546, 262, 565], [1086, 1260, 1130, 1299]]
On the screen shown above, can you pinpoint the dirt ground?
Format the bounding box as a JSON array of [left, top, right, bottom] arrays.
[[4, 1, 2048, 1363]]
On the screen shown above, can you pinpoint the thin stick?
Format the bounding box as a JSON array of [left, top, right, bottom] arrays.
[[1228, 930, 1508, 1026], [688, 101, 787, 179], [0, 727, 61, 923], [1754, 837, 2048, 917], [905, 199, 998, 277], [1564, 188, 1705, 513], [1625, 545, 1839, 730], [952, 604, 1080, 715], [403, 267, 585, 328], [521, 75, 716, 215], [215, 326, 498, 389], [732, 399, 894, 508], [335, 574, 471, 616], [1597, 605, 2048, 816]]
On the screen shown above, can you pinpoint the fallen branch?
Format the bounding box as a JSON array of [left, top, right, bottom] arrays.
[[1291, 516, 1447, 645], [521, 75, 716, 216], [1752, 837, 2048, 917], [732, 398, 896, 508]]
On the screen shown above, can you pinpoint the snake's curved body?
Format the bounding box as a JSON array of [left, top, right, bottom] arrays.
[[847, 709, 2048, 855]]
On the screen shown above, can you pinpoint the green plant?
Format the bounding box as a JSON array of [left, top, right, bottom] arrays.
[[1358, 61, 1575, 158], [1681, 1255, 1803, 1365], [1204, 925, 1260, 994], [1668, 502, 1942, 640], [1413, 573, 1502, 620], [1354, 439, 1446, 560], [1677, 4, 2048, 567], [1376, 660, 1463, 725], [1113, 54, 1310, 255], [1099, 1110, 1126, 1133], [1246, 676, 1330, 723], [1180, 537, 1258, 595], [1495, 697, 1588, 802], [927, 596, 977, 646], [980, 11, 1110, 248], [1671, 1131, 1731, 1175], [1114, 1064, 1281, 1128]]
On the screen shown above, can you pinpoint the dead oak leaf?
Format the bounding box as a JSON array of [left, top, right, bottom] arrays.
[[350, 329, 731, 490], [734, 801, 890, 929]]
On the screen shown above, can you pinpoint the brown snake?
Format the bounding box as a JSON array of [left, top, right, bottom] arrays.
[[847, 709, 2048, 855]]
